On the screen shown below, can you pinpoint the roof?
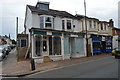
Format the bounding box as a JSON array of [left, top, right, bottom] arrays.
[[27, 5, 76, 19], [75, 14, 100, 21]]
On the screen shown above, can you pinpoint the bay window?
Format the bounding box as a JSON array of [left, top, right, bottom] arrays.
[[40, 16, 53, 29]]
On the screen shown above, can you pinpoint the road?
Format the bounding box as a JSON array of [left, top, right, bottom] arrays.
[[26, 56, 119, 78]]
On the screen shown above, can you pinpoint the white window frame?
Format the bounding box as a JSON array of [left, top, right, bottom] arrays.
[[40, 15, 53, 29], [66, 19, 72, 30], [62, 19, 65, 30]]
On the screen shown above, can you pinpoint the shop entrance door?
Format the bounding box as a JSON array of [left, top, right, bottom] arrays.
[[43, 37, 49, 56]]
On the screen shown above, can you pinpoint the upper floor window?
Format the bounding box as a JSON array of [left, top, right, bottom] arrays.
[[40, 16, 44, 28], [82, 21, 84, 31], [62, 20, 65, 30], [101, 24, 103, 30], [104, 24, 107, 30], [89, 21, 92, 28], [36, 3, 49, 11], [67, 20, 72, 29], [40, 4, 49, 10], [40, 16, 53, 29], [45, 17, 52, 27], [94, 21, 96, 28]]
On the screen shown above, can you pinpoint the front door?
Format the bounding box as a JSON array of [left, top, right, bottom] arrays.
[[43, 37, 49, 56]]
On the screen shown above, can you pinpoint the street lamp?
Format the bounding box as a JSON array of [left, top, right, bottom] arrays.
[[84, 0, 89, 57]]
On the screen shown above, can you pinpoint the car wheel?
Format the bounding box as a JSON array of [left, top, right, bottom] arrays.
[[118, 56, 120, 59], [115, 55, 118, 59], [6, 51, 9, 55]]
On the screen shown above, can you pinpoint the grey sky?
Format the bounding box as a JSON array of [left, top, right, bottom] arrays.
[[1, 0, 119, 39]]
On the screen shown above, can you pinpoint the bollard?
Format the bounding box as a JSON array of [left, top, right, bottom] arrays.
[[31, 59, 35, 71]]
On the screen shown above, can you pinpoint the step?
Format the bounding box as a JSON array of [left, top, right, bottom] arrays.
[[43, 56, 53, 62]]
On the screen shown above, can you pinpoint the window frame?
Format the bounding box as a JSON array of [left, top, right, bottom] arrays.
[[62, 20, 65, 30], [89, 20, 92, 28], [67, 20, 72, 30], [40, 15, 53, 29], [20, 39, 27, 47], [94, 21, 96, 28], [101, 23, 103, 30]]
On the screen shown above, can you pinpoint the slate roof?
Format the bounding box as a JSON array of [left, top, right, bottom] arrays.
[[27, 5, 76, 19]]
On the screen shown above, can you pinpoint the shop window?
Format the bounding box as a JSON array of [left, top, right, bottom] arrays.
[[35, 35, 42, 56], [20, 39, 27, 47], [93, 42, 101, 50], [53, 37, 61, 55], [49, 37, 52, 55]]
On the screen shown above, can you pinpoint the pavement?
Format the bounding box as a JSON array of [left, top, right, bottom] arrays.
[[1, 48, 111, 77]]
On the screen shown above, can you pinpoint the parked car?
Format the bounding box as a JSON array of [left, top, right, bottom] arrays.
[[10, 44, 16, 49], [0, 45, 6, 60], [111, 48, 117, 56], [3, 45, 11, 55], [0, 51, 3, 61], [113, 48, 120, 59]]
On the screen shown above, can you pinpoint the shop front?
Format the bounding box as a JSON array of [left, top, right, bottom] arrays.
[[101, 36, 112, 53], [29, 28, 86, 63]]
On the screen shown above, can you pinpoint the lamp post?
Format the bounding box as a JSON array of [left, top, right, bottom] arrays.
[[84, 0, 89, 57]]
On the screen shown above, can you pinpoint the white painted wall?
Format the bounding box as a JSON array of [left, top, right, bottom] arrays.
[[54, 17, 62, 30], [32, 13, 40, 28], [25, 6, 33, 34], [73, 19, 81, 32], [112, 36, 118, 49]]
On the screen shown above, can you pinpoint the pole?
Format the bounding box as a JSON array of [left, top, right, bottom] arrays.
[[16, 17, 19, 60], [84, 0, 89, 57], [30, 31, 35, 71]]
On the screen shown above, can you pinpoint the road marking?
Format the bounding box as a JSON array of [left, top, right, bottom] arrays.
[[26, 56, 113, 77]]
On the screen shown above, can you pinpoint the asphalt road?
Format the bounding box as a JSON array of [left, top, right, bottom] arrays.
[[26, 56, 119, 78]]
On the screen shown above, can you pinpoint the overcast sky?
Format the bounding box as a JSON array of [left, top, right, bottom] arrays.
[[0, 0, 119, 39]]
